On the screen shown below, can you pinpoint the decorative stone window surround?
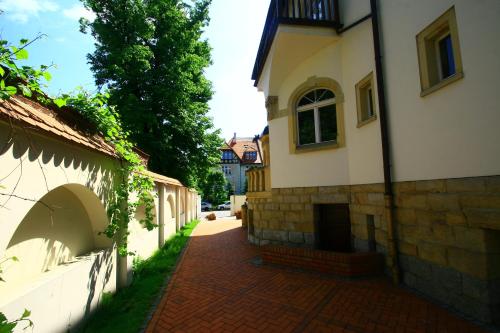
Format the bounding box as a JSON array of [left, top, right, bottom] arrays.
[[287, 76, 345, 154], [416, 6, 464, 97], [355, 72, 377, 128]]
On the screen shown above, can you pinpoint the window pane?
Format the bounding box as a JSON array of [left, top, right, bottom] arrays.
[[439, 34, 455, 78], [298, 91, 315, 107], [318, 89, 335, 101], [367, 87, 374, 118], [298, 110, 316, 145], [319, 104, 337, 142]]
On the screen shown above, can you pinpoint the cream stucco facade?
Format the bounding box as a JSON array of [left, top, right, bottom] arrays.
[[0, 103, 200, 332], [248, 0, 500, 327]]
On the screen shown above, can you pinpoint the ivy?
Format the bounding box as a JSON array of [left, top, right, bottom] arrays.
[[0, 258, 33, 332], [0, 38, 156, 255], [59, 90, 157, 256], [0, 33, 157, 333]]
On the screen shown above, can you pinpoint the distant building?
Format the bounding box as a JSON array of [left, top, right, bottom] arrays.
[[220, 134, 262, 195]]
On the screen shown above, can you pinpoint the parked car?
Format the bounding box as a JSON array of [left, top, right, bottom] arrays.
[[217, 201, 231, 210], [201, 201, 212, 211]]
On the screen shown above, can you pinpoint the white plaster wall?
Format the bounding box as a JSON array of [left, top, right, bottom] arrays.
[[0, 123, 118, 257], [0, 120, 192, 332], [379, 0, 500, 181], [127, 198, 159, 261], [3, 187, 95, 285], [339, 0, 370, 24], [230, 195, 246, 216], [269, 19, 383, 188], [0, 249, 116, 333], [0, 123, 118, 332]]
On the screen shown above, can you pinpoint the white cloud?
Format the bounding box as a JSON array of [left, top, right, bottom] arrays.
[[0, 0, 59, 23], [62, 4, 96, 22]]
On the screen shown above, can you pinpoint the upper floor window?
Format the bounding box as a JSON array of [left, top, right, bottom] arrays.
[[221, 165, 232, 176], [355, 72, 377, 127], [222, 150, 234, 160], [244, 151, 257, 160], [296, 88, 337, 146], [416, 6, 463, 96]]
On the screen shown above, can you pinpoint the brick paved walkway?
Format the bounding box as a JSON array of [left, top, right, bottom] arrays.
[[146, 220, 487, 333]]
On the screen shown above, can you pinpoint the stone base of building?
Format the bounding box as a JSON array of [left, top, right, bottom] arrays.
[[246, 175, 500, 327], [260, 245, 384, 277]]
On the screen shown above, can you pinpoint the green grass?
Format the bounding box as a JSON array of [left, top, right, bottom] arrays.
[[80, 220, 199, 333]]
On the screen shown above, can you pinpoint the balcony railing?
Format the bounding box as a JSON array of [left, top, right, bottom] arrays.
[[252, 0, 340, 85]]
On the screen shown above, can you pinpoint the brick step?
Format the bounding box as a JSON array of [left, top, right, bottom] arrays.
[[260, 245, 384, 277]]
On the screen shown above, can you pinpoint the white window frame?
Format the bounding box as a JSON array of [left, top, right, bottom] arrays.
[[296, 96, 336, 146], [435, 32, 453, 81]]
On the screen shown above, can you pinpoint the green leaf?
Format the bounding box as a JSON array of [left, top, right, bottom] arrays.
[[0, 67, 4, 77], [0, 312, 7, 323], [0, 80, 4, 90], [21, 309, 30, 319], [42, 71, 52, 81], [15, 49, 29, 60], [20, 85, 32, 97], [11, 256, 19, 262], [54, 98, 66, 108], [19, 39, 29, 45], [4, 86, 16, 96], [0, 322, 17, 333]]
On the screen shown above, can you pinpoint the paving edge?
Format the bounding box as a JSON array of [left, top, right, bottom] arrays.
[[139, 222, 199, 333]]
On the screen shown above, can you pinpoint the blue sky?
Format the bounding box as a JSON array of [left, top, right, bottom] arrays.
[[0, 0, 269, 141]]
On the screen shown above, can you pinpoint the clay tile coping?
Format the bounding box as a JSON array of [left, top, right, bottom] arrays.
[[0, 95, 117, 158], [1, 95, 184, 189], [144, 170, 184, 187]]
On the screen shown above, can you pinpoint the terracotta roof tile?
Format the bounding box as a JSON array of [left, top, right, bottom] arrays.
[[1, 95, 186, 187], [144, 170, 184, 187], [0, 95, 117, 157], [226, 137, 262, 164]]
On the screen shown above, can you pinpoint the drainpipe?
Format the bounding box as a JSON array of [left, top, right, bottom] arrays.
[[370, 0, 400, 284]]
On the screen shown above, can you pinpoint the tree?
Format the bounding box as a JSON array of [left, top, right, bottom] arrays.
[[225, 181, 234, 197], [200, 170, 228, 205], [80, 0, 222, 189]]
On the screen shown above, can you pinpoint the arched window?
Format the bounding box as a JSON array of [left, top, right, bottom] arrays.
[[296, 88, 337, 146]]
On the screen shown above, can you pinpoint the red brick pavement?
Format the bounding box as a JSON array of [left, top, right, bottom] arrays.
[[146, 220, 487, 333]]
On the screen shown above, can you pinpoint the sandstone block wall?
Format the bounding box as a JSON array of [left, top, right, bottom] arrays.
[[246, 175, 500, 326]]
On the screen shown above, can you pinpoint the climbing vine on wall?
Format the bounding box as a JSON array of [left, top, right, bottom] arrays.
[[0, 37, 156, 257]]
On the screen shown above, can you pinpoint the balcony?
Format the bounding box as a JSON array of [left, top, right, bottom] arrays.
[[252, 0, 341, 88], [246, 167, 271, 198]]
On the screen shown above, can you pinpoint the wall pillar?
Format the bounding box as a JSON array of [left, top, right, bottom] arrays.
[[158, 183, 165, 248], [117, 200, 130, 288], [175, 186, 181, 231], [185, 190, 190, 224]]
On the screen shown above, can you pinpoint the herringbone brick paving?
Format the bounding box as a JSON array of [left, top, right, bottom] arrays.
[[146, 220, 487, 333]]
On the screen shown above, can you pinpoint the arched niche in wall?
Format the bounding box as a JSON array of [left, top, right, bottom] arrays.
[[166, 194, 176, 221], [2, 184, 110, 286], [133, 194, 158, 229]]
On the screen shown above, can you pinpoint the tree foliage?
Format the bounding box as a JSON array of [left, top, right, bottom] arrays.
[[200, 170, 228, 205], [80, 0, 222, 189]]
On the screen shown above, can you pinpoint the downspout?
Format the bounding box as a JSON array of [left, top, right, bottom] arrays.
[[370, 0, 400, 284]]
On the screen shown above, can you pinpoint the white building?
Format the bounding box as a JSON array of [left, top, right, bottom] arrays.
[[247, 0, 500, 327]]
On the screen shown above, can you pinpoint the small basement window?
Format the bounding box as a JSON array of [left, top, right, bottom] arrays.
[[355, 72, 376, 127], [416, 6, 463, 96]]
